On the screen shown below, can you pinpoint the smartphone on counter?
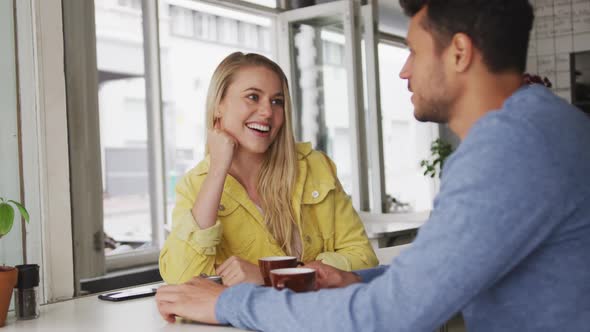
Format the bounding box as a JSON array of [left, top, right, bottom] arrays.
[[98, 286, 158, 302]]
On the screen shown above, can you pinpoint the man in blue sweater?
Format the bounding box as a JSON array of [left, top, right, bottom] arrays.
[[155, 0, 590, 330]]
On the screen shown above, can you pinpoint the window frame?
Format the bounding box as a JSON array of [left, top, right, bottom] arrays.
[[16, 0, 76, 302]]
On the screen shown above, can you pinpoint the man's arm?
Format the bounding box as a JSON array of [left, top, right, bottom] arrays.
[[354, 266, 388, 282], [215, 118, 570, 331]]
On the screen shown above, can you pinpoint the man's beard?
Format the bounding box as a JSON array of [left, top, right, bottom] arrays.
[[413, 68, 452, 123], [414, 93, 452, 124]]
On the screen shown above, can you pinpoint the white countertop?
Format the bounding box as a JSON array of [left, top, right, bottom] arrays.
[[4, 285, 244, 331]]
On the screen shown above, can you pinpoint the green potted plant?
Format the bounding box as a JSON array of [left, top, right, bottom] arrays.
[[420, 138, 454, 178], [0, 197, 29, 327]]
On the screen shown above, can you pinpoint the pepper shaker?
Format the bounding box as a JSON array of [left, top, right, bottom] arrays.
[[14, 264, 40, 320]]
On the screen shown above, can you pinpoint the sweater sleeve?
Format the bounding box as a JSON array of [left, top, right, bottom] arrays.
[[215, 116, 570, 331]]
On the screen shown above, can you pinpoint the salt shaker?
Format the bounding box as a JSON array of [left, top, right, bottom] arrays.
[[14, 264, 40, 320]]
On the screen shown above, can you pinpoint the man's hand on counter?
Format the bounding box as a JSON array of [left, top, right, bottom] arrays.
[[156, 277, 225, 325]]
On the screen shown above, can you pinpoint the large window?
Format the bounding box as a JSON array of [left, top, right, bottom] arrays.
[[93, 0, 275, 269], [95, 0, 154, 257], [378, 43, 438, 213]]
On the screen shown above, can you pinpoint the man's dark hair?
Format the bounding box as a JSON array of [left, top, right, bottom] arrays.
[[399, 0, 534, 73]]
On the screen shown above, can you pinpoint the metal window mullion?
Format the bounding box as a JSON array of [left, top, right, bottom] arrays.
[[343, 0, 369, 211], [362, 3, 385, 213], [142, 0, 166, 249], [276, 15, 302, 139]]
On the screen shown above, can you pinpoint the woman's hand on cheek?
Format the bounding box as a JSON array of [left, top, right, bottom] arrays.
[[207, 119, 238, 173]]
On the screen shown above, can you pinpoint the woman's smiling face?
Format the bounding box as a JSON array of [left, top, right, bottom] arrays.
[[216, 65, 285, 155]]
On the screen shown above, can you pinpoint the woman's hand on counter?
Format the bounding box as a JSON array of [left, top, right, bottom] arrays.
[[216, 256, 264, 287]]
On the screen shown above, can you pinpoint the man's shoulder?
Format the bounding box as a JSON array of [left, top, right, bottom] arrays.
[[472, 85, 588, 146], [502, 85, 587, 126], [452, 85, 590, 196]]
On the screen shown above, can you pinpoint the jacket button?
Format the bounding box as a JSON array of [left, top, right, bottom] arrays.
[[218, 204, 225, 211], [312, 190, 319, 199]]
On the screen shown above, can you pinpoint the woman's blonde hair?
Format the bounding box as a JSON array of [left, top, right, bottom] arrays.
[[205, 52, 300, 257]]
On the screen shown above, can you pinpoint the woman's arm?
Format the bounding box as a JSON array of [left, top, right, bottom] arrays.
[[160, 127, 237, 284], [315, 154, 378, 271], [192, 127, 236, 229], [159, 174, 222, 284], [191, 169, 227, 229], [316, 179, 379, 271]]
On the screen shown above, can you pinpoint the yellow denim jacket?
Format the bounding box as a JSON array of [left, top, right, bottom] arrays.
[[159, 142, 378, 284]]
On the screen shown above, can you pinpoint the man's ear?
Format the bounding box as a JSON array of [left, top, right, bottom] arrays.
[[448, 33, 473, 73]]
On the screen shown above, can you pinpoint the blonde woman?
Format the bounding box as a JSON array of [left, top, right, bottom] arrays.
[[159, 52, 377, 286]]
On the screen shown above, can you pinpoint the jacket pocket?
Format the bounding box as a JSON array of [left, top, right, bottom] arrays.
[[300, 181, 336, 260], [218, 197, 256, 255], [301, 181, 335, 205]]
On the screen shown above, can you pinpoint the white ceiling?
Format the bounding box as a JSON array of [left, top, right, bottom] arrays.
[[377, 0, 409, 37]]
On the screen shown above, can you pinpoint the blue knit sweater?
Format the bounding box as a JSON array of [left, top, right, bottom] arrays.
[[215, 85, 590, 331]]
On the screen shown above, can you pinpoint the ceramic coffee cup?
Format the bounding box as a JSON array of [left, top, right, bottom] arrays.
[[270, 268, 316, 293], [259, 256, 302, 286]]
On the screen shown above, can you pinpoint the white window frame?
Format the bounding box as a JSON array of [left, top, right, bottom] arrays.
[[361, 3, 386, 213], [16, 0, 75, 303]]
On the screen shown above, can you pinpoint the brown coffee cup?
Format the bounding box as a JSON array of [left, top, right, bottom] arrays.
[[270, 268, 316, 293], [259, 256, 302, 286]]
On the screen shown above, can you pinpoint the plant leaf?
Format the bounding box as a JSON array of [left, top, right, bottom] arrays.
[[0, 203, 15, 236], [8, 200, 30, 223]]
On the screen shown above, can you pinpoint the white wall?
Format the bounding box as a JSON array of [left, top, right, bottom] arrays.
[[0, 0, 24, 266], [527, 0, 590, 101]]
